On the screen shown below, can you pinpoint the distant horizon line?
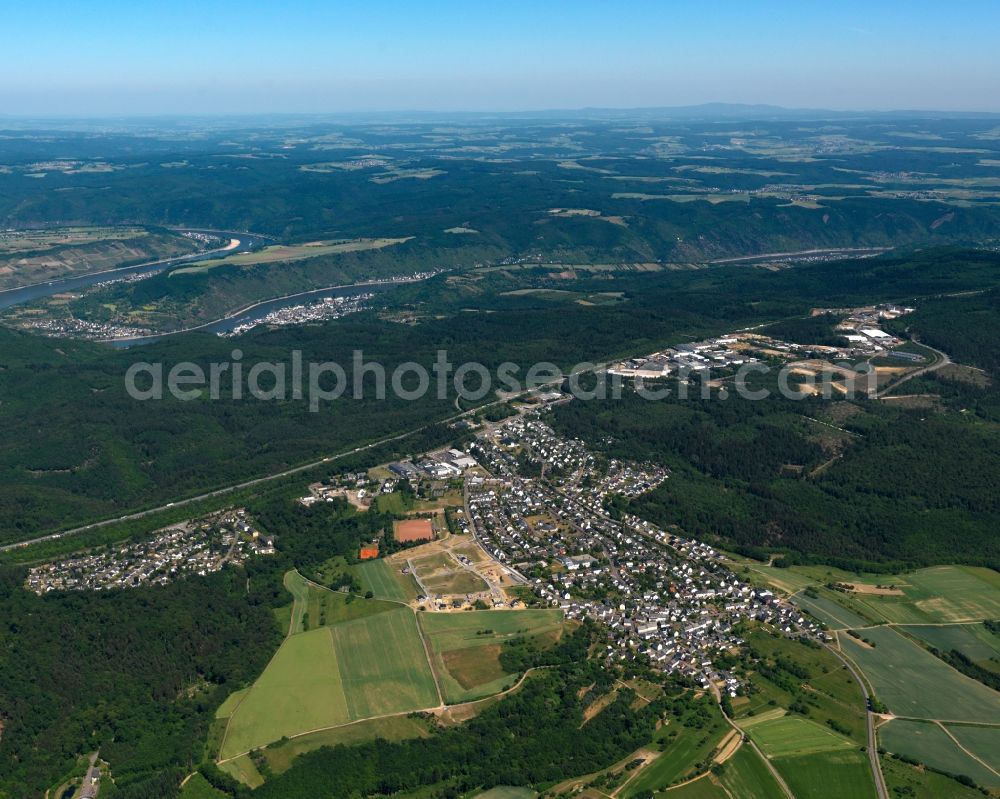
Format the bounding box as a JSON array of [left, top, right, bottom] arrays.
[[2, 102, 1000, 122]]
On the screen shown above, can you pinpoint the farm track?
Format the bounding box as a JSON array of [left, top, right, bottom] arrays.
[[933, 721, 1000, 780], [823, 644, 889, 799]]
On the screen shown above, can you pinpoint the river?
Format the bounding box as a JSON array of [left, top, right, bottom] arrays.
[[0, 229, 272, 311], [104, 278, 419, 348]]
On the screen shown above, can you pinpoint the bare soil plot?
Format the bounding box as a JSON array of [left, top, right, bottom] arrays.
[[395, 518, 435, 542]]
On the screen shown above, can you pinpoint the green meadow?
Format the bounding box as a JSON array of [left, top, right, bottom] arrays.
[[351, 558, 418, 602]]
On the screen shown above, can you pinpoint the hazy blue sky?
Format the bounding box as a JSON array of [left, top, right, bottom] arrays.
[[2, 0, 998, 115]]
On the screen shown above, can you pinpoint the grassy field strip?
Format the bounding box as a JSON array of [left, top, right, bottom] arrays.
[[745, 716, 854, 758], [219, 574, 437, 763], [217, 754, 264, 789], [733, 707, 787, 729], [841, 626, 1000, 723], [214, 688, 249, 720], [414, 605, 447, 707], [219, 627, 351, 759], [284, 570, 312, 635], [215, 572, 322, 758]]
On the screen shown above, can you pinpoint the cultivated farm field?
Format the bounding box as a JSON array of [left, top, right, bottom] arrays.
[[771, 749, 875, 799], [880, 755, 985, 799], [905, 622, 1000, 670], [791, 590, 872, 629], [717, 745, 785, 798], [835, 566, 1000, 625], [741, 715, 854, 758], [841, 626, 1000, 723], [736, 564, 1000, 627], [739, 715, 875, 799], [418, 609, 563, 702], [330, 608, 441, 718], [218, 627, 351, 759], [878, 719, 1000, 789], [946, 724, 1000, 774]]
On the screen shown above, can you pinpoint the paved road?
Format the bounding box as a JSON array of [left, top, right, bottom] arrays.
[[876, 339, 951, 398], [824, 643, 889, 799]]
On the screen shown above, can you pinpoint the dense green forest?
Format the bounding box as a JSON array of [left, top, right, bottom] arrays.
[[4, 118, 1000, 257], [890, 287, 1000, 376], [4, 117, 1000, 799], [762, 313, 848, 347], [2, 247, 999, 541], [0, 483, 444, 797], [551, 365, 1000, 569], [0, 565, 279, 798], [0, 486, 677, 798]]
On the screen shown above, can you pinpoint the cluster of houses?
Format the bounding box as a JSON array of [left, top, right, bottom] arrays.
[[224, 292, 372, 337], [464, 414, 826, 693], [23, 316, 154, 341], [26, 509, 274, 594]]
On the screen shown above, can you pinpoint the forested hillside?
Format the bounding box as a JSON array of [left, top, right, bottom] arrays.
[[1, 247, 998, 541]]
